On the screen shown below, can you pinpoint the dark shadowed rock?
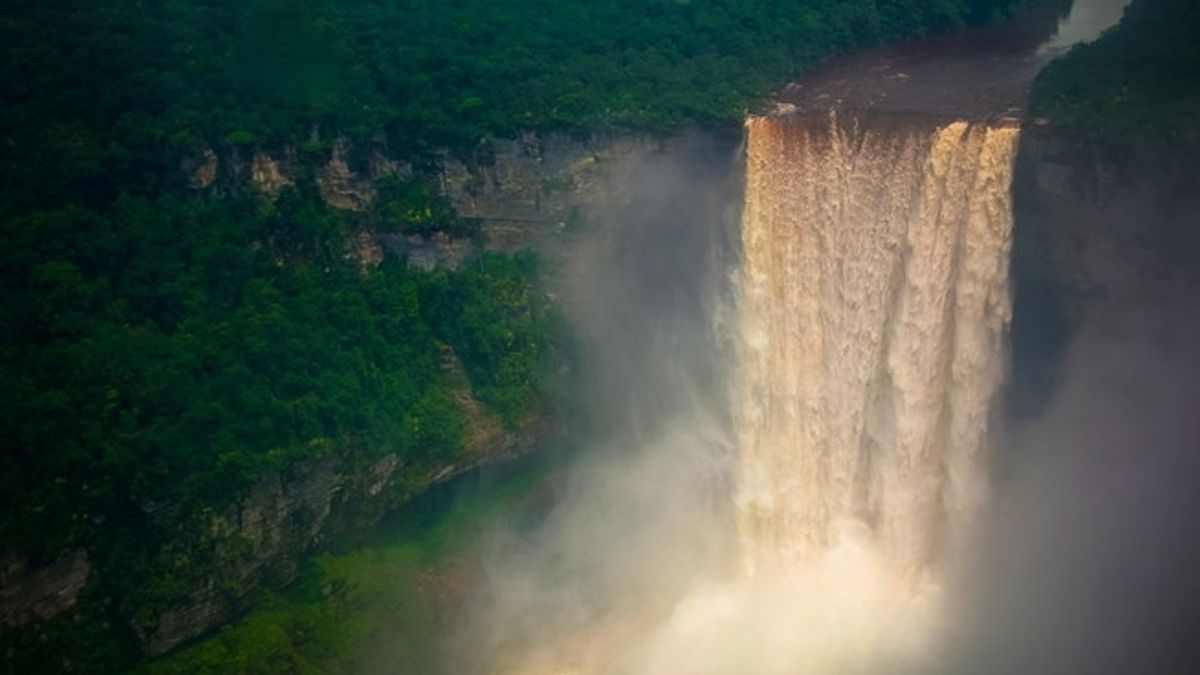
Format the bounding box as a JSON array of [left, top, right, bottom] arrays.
[[0, 551, 90, 627]]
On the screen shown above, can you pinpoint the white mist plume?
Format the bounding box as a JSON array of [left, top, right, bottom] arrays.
[[449, 132, 742, 675], [940, 291, 1200, 675]]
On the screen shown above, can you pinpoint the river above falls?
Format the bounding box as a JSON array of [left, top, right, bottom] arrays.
[[771, 0, 1132, 121]]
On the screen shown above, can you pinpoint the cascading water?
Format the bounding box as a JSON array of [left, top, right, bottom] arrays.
[[625, 112, 1021, 675], [500, 112, 1022, 675], [483, 5, 1141, 672], [736, 107, 1018, 618]]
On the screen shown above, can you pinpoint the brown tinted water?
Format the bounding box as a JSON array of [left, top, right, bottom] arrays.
[[770, 0, 1131, 122]]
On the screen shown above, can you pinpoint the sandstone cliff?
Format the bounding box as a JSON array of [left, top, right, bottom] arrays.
[[2, 127, 705, 657]]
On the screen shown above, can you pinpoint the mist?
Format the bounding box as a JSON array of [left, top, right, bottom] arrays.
[[423, 42, 1199, 672], [435, 125, 1200, 674], [942, 289, 1200, 674], [447, 131, 745, 674]]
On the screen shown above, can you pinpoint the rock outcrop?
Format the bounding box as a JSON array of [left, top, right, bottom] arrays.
[[437, 132, 660, 257], [181, 131, 667, 267], [132, 381, 538, 655], [0, 551, 90, 627], [133, 458, 339, 654]]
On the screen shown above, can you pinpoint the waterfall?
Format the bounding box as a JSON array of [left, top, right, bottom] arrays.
[[495, 111, 1022, 675], [736, 111, 1019, 589]]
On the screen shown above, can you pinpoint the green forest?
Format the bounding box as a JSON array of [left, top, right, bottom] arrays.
[[2, 0, 1019, 196], [3, 0, 1026, 673], [1030, 0, 1200, 145]]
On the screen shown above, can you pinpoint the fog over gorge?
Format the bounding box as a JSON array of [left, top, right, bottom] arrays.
[[944, 298, 1200, 675], [2, 1, 1197, 674]]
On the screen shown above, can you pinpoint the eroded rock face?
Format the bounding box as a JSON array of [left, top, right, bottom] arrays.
[[1015, 133, 1200, 306], [0, 551, 90, 627], [132, 453, 406, 655], [136, 459, 339, 655], [250, 151, 293, 197], [1008, 129, 1200, 418], [314, 140, 371, 210], [131, 344, 544, 655], [179, 132, 665, 266], [437, 132, 660, 257], [379, 231, 475, 271], [350, 228, 385, 270], [183, 148, 218, 189], [186, 137, 414, 208]]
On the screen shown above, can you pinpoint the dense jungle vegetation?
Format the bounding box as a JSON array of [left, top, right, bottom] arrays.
[[2, 0, 1022, 672], [1, 0, 1020, 200], [1030, 0, 1200, 146]]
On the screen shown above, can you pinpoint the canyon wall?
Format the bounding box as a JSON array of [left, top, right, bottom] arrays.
[[0, 128, 727, 656], [1007, 128, 1200, 420]]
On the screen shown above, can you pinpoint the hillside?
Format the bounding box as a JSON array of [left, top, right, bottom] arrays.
[[1, 1, 1020, 673]]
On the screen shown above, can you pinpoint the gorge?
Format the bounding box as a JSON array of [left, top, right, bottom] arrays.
[[3, 1, 1198, 674]]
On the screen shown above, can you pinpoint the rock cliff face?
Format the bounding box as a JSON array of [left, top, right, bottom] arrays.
[[0, 411, 539, 658], [437, 132, 662, 256], [128, 346, 545, 656], [2, 127, 708, 657], [1008, 128, 1200, 418], [0, 552, 90, 628], [134, 413, 533, 655], [181, 133, 412, 206], [133, 458, 340, 655], [181, 131, 667, 267]]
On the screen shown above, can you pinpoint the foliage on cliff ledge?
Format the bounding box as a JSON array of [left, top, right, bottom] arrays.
[[1030, 0, 1200, 146], [139, 460, 549, 675], [1, 179, 560, 547], [0, 184, 564, 671]]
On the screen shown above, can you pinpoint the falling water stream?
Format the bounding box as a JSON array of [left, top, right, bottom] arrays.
[[737, 115, 1018, 583], [488, 2, 1131, 673]]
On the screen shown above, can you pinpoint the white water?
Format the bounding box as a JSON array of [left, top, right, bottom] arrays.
[[490, 1, 1140, 666], [634, 113, 1022, 675], [737, 113, 1018, 583], [497, 112, 1022, 675]]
